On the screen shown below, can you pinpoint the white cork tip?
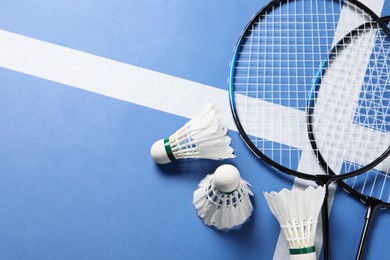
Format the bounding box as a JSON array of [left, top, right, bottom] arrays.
[[213, 164, 241, 193], [150, 139, 171, 164]]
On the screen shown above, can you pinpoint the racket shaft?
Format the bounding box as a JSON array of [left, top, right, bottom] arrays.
[[356, 198, 382, 260]]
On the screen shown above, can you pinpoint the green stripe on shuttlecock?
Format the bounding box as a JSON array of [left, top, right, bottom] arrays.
[[289, 246, 315, 255], [164, 138, 176, 161]]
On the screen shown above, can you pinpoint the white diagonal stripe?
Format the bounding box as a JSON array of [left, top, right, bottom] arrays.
[[0, 29, 235, 131]]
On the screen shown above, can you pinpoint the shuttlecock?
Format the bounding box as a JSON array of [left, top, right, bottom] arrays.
[[264, 186, 325, 260], [193, 164, 254, 230], [150, 103, 235, 164]]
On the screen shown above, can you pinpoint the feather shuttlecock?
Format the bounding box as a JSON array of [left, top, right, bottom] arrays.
[[264, 186, 325, 260], [150, 103, 235, 164], [193, 164, 254, 230]]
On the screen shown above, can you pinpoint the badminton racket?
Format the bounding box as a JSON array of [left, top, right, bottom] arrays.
[[323, 15, 390, 260], [228, 1, 390, 259]]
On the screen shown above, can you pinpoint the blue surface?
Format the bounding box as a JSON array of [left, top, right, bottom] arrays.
[[0, 1, 390, 260]]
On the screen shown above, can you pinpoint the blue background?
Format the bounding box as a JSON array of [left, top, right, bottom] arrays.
[[0, 1, 389, 259]]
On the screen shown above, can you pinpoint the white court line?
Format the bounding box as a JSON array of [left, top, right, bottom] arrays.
[[0, 30, 235, 131]]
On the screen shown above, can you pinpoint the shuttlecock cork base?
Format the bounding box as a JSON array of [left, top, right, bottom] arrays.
[[150, 139, 175, 164], [150, 103, 235, 164], [193, 164, 254, 230], [264, 186, 325, 260]]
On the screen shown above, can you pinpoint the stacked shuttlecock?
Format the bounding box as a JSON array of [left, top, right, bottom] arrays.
[[150, 103, 235, 164], [193, 164, 254, 230], [264, 186, 325, 260]]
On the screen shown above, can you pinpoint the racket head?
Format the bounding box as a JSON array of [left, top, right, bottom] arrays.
[[229, 0, 390, 182], [335, 16, 390, 209], [307, 19, 390, 180]]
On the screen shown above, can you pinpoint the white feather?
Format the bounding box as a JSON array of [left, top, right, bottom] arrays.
[[264, 186, 325, 260]]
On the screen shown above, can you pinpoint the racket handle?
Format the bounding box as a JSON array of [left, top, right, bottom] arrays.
[[355, 197, 381, 260], [321, 188, 331, 260]]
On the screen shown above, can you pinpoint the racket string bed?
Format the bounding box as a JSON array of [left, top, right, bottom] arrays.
[[313, 29, 390, 170]]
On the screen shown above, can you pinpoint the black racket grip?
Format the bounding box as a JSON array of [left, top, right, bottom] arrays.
[[322, 187, 331, 260]]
